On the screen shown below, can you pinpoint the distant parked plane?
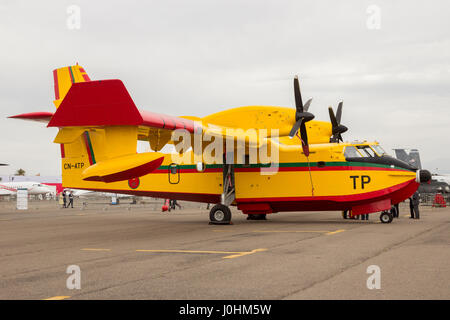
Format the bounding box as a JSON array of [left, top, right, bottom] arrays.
[[0, 181, 54, 196], [393, 148, 450, 193]]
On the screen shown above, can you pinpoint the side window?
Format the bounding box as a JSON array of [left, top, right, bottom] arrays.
[[357, 146, 375, 157], [371, 145, 387, 156], [344, 146, 362, 158]]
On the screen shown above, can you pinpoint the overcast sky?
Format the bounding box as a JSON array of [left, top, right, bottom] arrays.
[[0, 0, 449, 176]]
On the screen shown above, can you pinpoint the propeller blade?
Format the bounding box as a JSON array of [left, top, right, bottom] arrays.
[[328, 107, 338, 128], [289, 118, 303, 138], [303, 98, 313, 112], [336, 101, 343, 124], [294, 76, 303, 114], [300, 122, 309, 156]]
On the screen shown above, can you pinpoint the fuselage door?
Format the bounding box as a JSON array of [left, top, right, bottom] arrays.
[[168, 163, 180, 184]]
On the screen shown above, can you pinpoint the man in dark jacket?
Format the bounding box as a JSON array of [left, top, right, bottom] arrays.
[[62, 190, 67, 208], [412, 191, 420, 219], [68, 191, 74, 208]]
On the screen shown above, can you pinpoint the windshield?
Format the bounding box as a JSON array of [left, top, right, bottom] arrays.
[[372, 145, 387, 156]]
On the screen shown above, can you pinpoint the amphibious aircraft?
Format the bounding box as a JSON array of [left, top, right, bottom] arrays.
[[10, 65, 431, 224]]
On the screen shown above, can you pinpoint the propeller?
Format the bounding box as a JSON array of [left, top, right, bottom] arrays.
[[288, 76, 315, 156], [328, 101, 348, 143]]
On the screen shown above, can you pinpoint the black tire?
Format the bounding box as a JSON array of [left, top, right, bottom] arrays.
[[380, 211, 393, 224], [342, 211, 348, 219], [209, 204, 232, 223]]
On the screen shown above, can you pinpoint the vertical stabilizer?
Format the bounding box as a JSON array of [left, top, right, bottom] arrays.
[[53, 64, 91, 108]]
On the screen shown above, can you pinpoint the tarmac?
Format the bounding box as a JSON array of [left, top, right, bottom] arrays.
[[0, 200, 449, 300]]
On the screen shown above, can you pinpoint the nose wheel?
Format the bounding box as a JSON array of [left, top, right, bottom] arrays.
[[209, 204, 232, 225]]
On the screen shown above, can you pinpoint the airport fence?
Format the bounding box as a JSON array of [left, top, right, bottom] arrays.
[[420, 193, 450, 206]]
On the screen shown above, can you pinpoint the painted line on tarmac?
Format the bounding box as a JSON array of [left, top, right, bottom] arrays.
[[223, 248, 267, 259], [44, 296, 70, 300], [136, 248, 267, 259], [325, 229, 346, 235], [81, 248, 111, 252], [252, 229, 346, 236], [253, 230, 331, 234]]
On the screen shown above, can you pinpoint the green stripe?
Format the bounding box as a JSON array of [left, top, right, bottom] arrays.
[[157, 161, 408, 171], [68, 66, 75, 83], [85, 132, 96, 164]]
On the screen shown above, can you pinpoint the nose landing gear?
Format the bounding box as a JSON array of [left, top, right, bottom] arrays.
[[379, 211, 393, 223]]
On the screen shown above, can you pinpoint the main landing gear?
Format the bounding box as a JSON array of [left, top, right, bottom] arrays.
[[209, 204, 232, 224], [209, 161, 235, 225]]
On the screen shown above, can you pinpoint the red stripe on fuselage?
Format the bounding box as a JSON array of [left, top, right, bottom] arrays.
[[60, 144, 65, 158], [53, 69, 60, 100]]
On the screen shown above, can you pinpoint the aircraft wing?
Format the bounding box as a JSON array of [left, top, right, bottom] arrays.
[[10, 79, 263, 151]]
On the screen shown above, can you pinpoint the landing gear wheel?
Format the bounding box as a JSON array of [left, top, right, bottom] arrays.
[[380, 211, 393, 224], [247, 214, 267, 220], [209, 204, 232, 224], [342, 211, 348, 219]]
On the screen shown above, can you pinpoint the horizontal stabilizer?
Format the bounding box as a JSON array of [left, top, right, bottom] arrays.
[[48, 79, 142, 127], [82, 152, 165, 183], [9, 112, 54, 123], [47, 79, 197, 132]]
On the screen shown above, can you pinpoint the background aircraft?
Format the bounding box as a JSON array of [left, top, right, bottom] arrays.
[[0, 181, 54, 196], [393, 148, 450, 193]]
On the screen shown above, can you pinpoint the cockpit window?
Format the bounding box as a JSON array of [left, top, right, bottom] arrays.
[[344, 146, 362, 158], [356, 145, 376, 157], [371, 145, 387, 156]]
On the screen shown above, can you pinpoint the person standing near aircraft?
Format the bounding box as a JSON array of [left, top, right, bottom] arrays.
[[412, 191, 420, 219], [169, 199, 181, 211], [62, 190, 67, 208], [68, 191, 74, 208]]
